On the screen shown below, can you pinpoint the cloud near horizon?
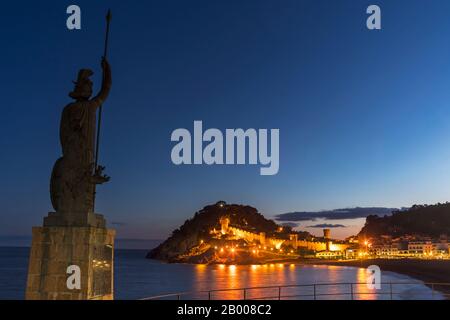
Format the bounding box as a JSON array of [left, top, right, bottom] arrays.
[[275, 207, 398, 222], [306, 223, 346, 228], [280, 222, 299, 228], [111, 221, 127, 227]]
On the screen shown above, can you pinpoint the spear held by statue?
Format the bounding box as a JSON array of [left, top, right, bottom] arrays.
[[91, 9, 112, 211], [50, 9, 112, 214], [94, 9, 112, 177]]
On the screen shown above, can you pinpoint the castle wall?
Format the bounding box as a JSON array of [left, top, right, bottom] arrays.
[[226, 225, 349, 252]]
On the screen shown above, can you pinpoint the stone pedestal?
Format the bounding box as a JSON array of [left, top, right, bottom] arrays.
[[25, 215, 115, 300]]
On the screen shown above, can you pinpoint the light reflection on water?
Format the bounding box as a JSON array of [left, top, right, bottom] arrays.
[[1, 248, 442, 300], [112, 251, 445, 300], [185, 263, 443, 300]]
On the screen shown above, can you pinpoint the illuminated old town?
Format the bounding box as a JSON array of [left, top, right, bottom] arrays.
[[150, 202, 450, 265]]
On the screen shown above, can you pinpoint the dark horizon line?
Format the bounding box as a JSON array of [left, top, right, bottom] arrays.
[[0, 235, 164, 241]]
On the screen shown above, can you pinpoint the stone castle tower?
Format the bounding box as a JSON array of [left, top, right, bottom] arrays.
[[220, 216, 230, 235], [323, 228, 331, 251]]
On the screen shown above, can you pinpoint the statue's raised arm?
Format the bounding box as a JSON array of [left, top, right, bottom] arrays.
[[90, 57, 112, 108]]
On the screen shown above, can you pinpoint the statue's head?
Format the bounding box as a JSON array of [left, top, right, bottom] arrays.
[[69, 69, 94, 100]]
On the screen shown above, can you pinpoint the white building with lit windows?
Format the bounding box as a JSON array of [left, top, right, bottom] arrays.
[[408, 241, 433, 256]]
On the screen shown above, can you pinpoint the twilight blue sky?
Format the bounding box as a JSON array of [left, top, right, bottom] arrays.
[[2, 0, 450, 240]]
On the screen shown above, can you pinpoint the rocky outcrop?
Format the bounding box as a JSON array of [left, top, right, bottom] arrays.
[[146, 201, 310, 263]]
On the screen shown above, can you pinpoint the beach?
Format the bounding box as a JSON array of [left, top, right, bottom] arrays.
[[308, 259, 450, 297]]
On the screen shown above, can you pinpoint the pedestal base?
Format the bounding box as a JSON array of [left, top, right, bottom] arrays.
[[25, 224, 115, 300]]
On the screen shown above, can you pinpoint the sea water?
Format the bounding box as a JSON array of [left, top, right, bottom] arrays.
[[0, 247, 443, 300]]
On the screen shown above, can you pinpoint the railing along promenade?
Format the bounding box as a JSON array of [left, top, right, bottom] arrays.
[[141, 282, 450, 300]]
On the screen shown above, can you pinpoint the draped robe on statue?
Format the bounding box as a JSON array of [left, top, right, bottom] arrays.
[[50, 64, 111, 216]]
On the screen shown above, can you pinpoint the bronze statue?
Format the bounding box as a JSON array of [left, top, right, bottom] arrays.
[[50, 58, 112, 214]]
